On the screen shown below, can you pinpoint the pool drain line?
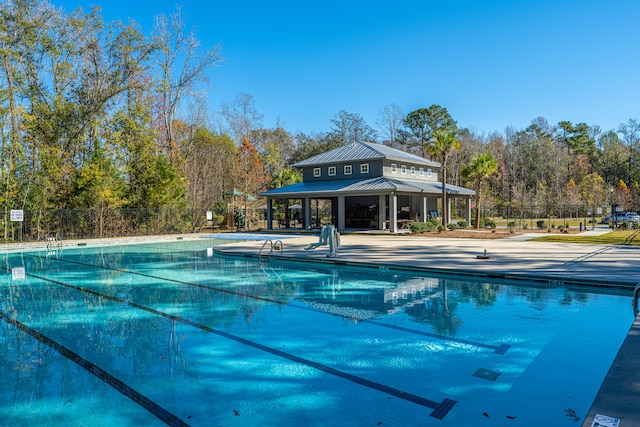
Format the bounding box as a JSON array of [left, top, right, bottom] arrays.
[[0, 310, 190, 427]]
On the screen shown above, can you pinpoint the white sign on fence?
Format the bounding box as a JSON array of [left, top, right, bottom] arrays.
[[206, 211, 213, 221], [10, 209, 23, 222]]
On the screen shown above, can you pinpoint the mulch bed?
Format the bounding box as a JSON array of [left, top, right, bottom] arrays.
[[411, 228, 583, 239]]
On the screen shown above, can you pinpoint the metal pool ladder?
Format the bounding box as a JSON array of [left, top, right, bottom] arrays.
[[258, 239, 284, 260]]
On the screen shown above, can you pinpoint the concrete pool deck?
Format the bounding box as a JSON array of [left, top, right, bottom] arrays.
[[211, 231, 640, 427], [0, 231, 637, 425]]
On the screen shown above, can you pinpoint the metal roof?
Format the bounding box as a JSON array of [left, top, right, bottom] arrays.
[[261, 177, 474, 197], [292, 141, 441, 168]]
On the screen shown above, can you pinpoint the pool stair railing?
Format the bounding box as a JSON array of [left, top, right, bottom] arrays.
[[633, 283, 640, 316], [258, 239, 284, 260], [46, 233, 62, 250]]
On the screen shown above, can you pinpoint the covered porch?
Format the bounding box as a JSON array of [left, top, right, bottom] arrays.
[[262, 182, 473, 233]]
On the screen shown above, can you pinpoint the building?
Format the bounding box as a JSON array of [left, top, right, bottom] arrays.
[[261, 141, 475, 233]]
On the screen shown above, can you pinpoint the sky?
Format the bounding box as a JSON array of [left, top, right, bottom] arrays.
[[54, 0, 640, 138]]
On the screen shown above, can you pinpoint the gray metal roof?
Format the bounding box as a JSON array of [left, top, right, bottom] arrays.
[[292, 141, 441, 168], [261, 177, 474, 197]]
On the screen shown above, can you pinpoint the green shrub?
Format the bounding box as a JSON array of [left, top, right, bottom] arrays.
[[457, 220, 469, 229], [619, 220, 629, 230], [437, 224, 445, 232], [485, 219, 496, 229], [536, 220, 546, 229], [409, 221, 436, 233], [447, 223, 458, 230]]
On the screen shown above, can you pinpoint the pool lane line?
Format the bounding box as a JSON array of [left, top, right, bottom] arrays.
[[22, 252, 510, 355], [0, 311, 190, 427], [13, 266, 457, 420]]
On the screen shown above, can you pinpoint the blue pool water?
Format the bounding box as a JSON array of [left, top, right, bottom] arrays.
[[0, 239, 633, 426]]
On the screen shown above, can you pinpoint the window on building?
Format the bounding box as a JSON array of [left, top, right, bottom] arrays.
[[391, 163, 397, 173], [344, 165, 352, 175], [328, 166, 336, 176], [314, 167, 321, 177], [401, 165, 407, 174], [361, 163, 369, 173], [419, 167, 424, 176], [410, 166, 416, 175], [427, 168, 432, 177]]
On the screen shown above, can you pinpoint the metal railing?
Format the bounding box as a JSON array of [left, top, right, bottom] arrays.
[[0, 208, 213, 243]]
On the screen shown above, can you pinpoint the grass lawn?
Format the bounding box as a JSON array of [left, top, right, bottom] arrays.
[[530, 230, 640, 245]]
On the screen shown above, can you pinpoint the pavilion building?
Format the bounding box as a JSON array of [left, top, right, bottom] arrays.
[[261, 141, 474, 233]]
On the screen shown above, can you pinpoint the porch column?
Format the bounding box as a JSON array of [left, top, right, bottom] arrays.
[[421, 196, 428, 223], [447, 198, 452, 224], [337, 195, 345, 231], [379, 194, 386, 230], [389, 192, 398, 233], [303, 197, 312, 230], [266, 198, 273, 230], [465, 197, 472, 223]]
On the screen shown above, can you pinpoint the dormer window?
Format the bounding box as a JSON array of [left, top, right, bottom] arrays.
[[344, 165, 352, 175], [419, 167, 424, 176], [328, 166, 336, 176], [391, 163, 397, 173], [401, 165, 406, 175], [313, 167, 321, 177], [361, 163, 369, 173], [410, 166, 416, 175]]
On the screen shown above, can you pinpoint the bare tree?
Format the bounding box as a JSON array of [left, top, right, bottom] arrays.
[[154, 6, 222, 162], [376, 103, 404, 148], [220, 92, 263, 145]]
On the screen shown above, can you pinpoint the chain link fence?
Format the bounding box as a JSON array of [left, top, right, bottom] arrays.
[[1, 208, 214, 243], [476, 203, 624, 229]]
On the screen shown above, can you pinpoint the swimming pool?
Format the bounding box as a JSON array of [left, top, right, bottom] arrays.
[[0, 239, 633, 426]]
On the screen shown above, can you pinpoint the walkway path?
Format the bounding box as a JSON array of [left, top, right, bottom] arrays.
[[215, 232, 640, 287]]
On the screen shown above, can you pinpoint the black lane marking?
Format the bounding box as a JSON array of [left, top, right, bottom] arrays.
[[0, 311, 189, 427], [9, 265, 456, 420], [23, 253, 509, 354]]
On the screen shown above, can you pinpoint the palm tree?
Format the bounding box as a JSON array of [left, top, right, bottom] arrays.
[[428, 130, 461, 227], [461, 153, 498, 229]]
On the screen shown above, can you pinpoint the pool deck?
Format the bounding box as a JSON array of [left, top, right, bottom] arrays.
[[211, 231, 640, 427], [1, 230, 638, 426]]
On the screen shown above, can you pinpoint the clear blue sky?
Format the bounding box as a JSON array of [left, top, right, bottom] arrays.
[[56, 0, 640, 137]]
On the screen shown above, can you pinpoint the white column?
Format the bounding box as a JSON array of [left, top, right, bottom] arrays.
[[337, 195, 345, 231], [389, 193, 398, 233], [379, 194, 386, 229], [466, 197, 472, 223], [421, 196, 428, 223]]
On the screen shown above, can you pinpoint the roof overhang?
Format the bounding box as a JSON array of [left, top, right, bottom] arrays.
[[261, 177, 475, 198]]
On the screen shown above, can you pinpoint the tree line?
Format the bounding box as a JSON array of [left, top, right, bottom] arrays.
[[1, 1, 638, 237]]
